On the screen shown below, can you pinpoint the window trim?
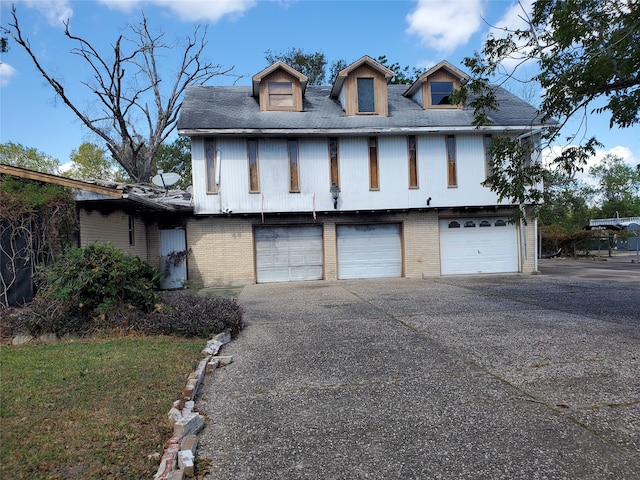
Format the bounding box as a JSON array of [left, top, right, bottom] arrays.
[[128, 215, 135, 246], [407, 135, 418, 189], [288, 139, 300, 193], [329, 137, 340, 187], [369, 137, 379, 190], [247, 139, 260, 193], [204, 137, 218, 194], [446, 135, 457, 188]]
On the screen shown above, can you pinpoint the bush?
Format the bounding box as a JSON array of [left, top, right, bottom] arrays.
[[38, 243, 160, 319], [139, 294, 244, 338]]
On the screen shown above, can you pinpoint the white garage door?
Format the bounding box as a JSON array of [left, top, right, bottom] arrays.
[[337, 224, 402, 279], [440, 218, 519, 275], [255, 226, 323, 283]]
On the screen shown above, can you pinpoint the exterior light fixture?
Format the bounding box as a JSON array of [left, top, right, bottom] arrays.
[[330, 182, 340, 209]]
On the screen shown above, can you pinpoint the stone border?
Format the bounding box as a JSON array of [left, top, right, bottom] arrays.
[[153, 331, 233, 480]]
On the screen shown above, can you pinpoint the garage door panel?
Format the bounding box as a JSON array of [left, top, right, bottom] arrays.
[[440, 219, 518, 275], [337, 224, 402, 279], [255, 226, 323, 283]]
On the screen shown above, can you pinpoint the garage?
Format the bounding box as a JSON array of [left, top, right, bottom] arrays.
[[255, 226, 323, 283], [439, 218, 519, 275], [337, 224, 402, 279]]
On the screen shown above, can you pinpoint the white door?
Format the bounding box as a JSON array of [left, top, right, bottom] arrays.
[[255, 226, 323, 283], [439, 218, 519, 275], [337, 224, 402, 279], [160, 228, 187, 289]]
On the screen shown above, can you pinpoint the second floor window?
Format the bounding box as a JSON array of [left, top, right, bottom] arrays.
[[408, 135, 418, 188], [446, 135, 457, 187], [205, 137, 217, 194], [484, 134, 493, 182], [268, 81, 294, 108], [357, 78, 375, 113], [329, 137, 339, 187], [288, 140, 300, 193], [369, 137, 379, 190], [247, 139, 260, 193]]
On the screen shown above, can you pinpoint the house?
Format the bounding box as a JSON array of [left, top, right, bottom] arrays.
[[0, 164, 194, 299], [175, 56, 547, 286]]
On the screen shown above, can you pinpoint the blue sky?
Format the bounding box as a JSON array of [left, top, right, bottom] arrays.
[[1, 0, 638, 177]]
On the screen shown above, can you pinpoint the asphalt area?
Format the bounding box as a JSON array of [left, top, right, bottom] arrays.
[[195, 256, 639, 479]]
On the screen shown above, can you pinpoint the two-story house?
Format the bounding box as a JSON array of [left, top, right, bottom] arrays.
[[174, 56, 545, 286]]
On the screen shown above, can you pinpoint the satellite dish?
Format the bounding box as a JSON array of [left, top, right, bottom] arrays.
[[152, 172, 181, 188]]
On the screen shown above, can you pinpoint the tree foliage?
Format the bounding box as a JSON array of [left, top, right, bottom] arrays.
[[153, 136, 192, 188], [454, 0, 639, 214], [0, 141, 60, 174], [64, 142, 125, 182], [2, 6, 233, 183], [265, 47, 328, 85], [589, 154, 640, 218]]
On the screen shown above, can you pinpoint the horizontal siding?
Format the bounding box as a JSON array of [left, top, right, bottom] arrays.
[[192, 134, 518, 215]]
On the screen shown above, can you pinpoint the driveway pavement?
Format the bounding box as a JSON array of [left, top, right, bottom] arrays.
[[196, 259, 639, 479]]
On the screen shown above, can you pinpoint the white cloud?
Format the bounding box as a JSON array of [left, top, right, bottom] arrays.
[[23, 0, 73, 26], [98, 0, 257, 23], [0, 62, 17, 87], [406, 0, 485, 53], [543, 144, 639, 185]]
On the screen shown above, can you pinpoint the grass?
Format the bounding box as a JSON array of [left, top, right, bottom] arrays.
[[0, 336, 206, 479]]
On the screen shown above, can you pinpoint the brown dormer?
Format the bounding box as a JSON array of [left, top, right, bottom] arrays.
[[252, 61, 308, 112], [330, 56, 394, 116], [403, 61, 468, 109]]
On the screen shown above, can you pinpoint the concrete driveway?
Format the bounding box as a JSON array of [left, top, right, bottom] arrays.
[[196, 259, 639, 479]]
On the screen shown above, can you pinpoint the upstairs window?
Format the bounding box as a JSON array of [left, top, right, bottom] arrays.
[[484, 134, 493, 182], [369, 137, 379, 190], [247, 139, 260, 193], [431, 81, 453, 106], [205, 137, 218, 194], [446, 135, 457, 187], [407, 135, 418, 189], [329, 137, 340, 187], [357, 78, 375, 113], [268, 81, 294, 108], [288, 139, 300, 193]]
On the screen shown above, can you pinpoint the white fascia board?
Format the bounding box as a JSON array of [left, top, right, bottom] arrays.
[[178, 125, 547, 137]]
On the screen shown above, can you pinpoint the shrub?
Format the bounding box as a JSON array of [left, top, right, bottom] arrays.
[[140, 294, 244, 338], [32, 243, 161, 332]]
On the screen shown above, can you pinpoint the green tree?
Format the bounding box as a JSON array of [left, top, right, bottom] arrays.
[[0, 141, 60, 174], [454, 0, 639, 215], [538, 170, 594, 231], [589, 154, 640, 218], [2, 6, 233, 183], [64, 142, 125, 181], [153, 137, 192, 188], [265, 48, 328, 85], [375, 55, 425, 85]]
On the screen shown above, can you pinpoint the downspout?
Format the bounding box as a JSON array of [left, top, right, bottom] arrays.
[[216, 149, 222, 213]]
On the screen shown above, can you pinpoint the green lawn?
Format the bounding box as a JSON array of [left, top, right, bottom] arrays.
[[0, 337, 206, 479]]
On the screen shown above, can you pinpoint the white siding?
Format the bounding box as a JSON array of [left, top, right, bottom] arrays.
[[192, 134, 513, 215]]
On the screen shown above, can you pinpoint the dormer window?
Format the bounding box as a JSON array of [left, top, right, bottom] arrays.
[[252, 61, 308, 112], [330, 56, 394, 116], [430, 81, 453, 106], [268, 81, 294, 108], [403, 61, 468, 110], [357, 78, 375, 113]]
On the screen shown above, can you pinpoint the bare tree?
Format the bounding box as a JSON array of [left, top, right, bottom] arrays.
[[2, 6, 233, 183]]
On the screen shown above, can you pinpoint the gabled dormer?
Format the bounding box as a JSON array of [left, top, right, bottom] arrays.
[[252, 61, 308, 112], [330, 55, 394, 116], [403, 60, 468, 109]]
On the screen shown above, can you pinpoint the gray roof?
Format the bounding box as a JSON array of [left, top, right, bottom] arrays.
[[178, 84, 546, 135]]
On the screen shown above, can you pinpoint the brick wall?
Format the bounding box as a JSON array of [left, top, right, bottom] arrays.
[[79, 209, 148, 260]]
